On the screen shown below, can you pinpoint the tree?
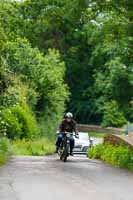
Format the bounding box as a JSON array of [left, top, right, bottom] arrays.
[[0, 0, 133, 128], [4, 38, 69, 136]]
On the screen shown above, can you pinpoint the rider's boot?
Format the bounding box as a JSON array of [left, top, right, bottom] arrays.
[[70, 150, 74, 156], [55, 147, 59, 153]]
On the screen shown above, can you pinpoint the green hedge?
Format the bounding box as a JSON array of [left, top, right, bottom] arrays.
[[0, 104, 39, 139], [88, 144, 133, 171], [0, 137, 10, 165]]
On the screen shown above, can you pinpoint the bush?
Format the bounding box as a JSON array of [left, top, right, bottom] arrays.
[[88, 144, 133, 171], [0, 76, 38, 110], [39, 110, 64, 139], [6, 39, 69, 119], [102, 100, 126, 127], [0, 104, 39, 139], [88, 144, 105, 159], [0, 137, 10, 165], [12, 138, 55, 156]]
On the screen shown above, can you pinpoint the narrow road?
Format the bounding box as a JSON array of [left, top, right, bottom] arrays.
[[0, 155, 133, 200]]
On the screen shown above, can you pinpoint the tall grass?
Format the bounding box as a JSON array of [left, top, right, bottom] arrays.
[[88, 144, 133, 171], [12, 138, 55, 156], [0, 137, 10, 165], [0, 136, 56, 165], [89, 132, 106, 138]]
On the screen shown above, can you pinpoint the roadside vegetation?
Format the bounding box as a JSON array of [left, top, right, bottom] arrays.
[[0, 1, 132, 165], [0, 137, 55, 165], [1, 0, 132, 129], [0, 137, 10, 165], [89, 132, 106, 138], [88, 144, 133, 171], [12, 139, 55, 156]]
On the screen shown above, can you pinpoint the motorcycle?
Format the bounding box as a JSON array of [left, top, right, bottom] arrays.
[[58, 132, 78, 162]]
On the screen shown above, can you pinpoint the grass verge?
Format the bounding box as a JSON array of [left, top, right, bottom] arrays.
[[87, 144, 133, 171], [88, 132, 106, 138], [12, 138, 55, 156], [0, 137, 11, 165]]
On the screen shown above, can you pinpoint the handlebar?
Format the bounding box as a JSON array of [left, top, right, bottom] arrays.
[[56, 132, 79, 139]]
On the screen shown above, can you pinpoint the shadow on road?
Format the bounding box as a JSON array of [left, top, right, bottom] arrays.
[[55, 154, 101, 165]]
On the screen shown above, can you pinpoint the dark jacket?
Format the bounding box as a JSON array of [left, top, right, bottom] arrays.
[[59, 119, 78, 133]]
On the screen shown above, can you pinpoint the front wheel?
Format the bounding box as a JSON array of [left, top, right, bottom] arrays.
[[62, 143, 69, 162]]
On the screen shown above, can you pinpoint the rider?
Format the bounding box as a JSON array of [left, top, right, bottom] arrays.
[[56, 112, 79, 156]]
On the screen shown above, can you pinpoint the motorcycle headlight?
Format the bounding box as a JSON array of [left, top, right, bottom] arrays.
[[67, 133, 70, 137]]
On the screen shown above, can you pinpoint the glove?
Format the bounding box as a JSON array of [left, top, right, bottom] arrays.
[[75, 134, 79, 139]]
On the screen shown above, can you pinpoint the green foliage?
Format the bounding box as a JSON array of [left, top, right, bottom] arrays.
[[12, 139, 55, 156], [0, 60, 11, 96], [88, 144, 105, 159], [4, 39, 68, 135], [89, 132, 105, 138], [0, 105, 39, 139], [0, 76, 28, 108], [0, 137, 10, 165], [17, 0, 88, 52], [105, 58, 133, 107], [102, 101, 126, 127], [0, 36, 68, 139], [83, 2, 133, 125], [0, 0, 133, 135], [39, 113, 60, 139], [88, 144, 133, 171]]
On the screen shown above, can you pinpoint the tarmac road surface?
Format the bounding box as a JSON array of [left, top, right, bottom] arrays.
[[0, 155, 133, 200]]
